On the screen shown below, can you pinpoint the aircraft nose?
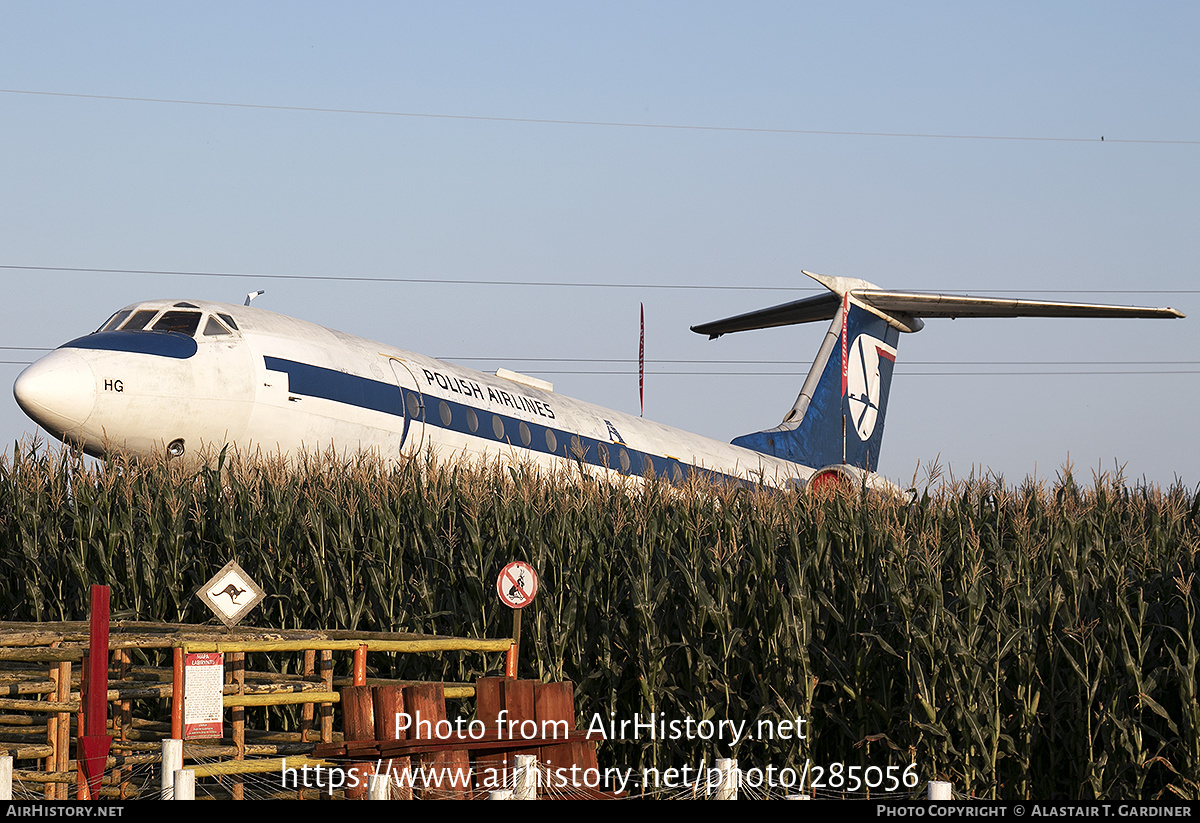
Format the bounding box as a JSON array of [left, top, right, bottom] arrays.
[[13, 350, 97, 437]]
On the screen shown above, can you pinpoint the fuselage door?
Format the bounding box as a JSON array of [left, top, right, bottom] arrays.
[[387, 357, 425, 456]]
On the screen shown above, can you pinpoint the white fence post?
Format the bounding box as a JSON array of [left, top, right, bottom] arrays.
[[714, 758, 739, 800], [160, 739, 183, 799], [514, 754, 539, 800], [0, 755, 12, 800], [928, 780, 953, 800], [368, 773, 390, 799], [173, 768, 195, 800]]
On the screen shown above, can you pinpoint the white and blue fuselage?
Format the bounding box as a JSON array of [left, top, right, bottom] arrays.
[[13, 272, 1182, 491], [13, 298, 829, 488]]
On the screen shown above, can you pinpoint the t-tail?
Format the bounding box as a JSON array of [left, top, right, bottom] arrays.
[[691, 270, 1183, 478]]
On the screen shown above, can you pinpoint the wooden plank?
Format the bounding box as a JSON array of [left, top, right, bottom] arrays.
[[372, 685, 410, 800], [403, 683, 469, 799], [535, 680, 577, 775], [341, 685, 375, 800], [473, 677, 509, 790], [499, 678, 539, 763], [341, 685, 375, 740]]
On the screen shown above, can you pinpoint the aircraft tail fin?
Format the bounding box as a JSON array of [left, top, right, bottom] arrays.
[[692, 270, 1183, 473]]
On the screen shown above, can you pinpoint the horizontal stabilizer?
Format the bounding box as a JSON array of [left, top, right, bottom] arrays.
[[690, 291, 840, 338], [692, 270, 1184, 338], [856, 290, 1185, 321]]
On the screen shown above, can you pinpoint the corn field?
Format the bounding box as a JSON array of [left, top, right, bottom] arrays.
[[1, 441, 1198, 799]]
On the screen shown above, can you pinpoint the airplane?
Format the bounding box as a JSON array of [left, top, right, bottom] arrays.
[[11, 270, 1184, 492]]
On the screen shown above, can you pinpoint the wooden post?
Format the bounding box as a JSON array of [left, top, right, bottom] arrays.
[[506, 609, 521, 678], [319, 649, 333, 743], [301, 648, 316, 740], [353, 644, 367, 686], [75, 655, 86, 801], [113, 647, 130, 799], [230, 651, 245, 800], [46, 657, 60, 799], [56, 661, 70, 800]]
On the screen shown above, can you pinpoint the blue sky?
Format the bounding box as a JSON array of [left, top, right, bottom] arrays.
[[2, 2, 1197, 487]]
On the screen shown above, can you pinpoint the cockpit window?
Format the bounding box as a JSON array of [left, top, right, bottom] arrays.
[[98, 310, 131, 333], [96, 306, 242, 340], [151, 311, 202, 336], [121, 310, 159, 331], [202, 316, 232, 336]]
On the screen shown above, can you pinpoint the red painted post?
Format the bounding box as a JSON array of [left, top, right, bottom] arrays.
[[353, 644, 367, 687], [171, 647, 183, 740], [78, 585, 112, 799]]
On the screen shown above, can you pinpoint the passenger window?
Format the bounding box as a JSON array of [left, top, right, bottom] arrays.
[[151, 311, 201, 336]]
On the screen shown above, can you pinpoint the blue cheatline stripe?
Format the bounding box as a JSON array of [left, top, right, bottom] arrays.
[[264, 355, 786, 488], [264, 356, 403, 415], [63, 331, 198, 359]]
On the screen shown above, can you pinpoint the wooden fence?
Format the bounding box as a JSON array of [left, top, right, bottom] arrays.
[[0, 620, 514, 799]]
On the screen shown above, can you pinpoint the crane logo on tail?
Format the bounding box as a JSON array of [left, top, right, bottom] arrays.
[[846, 334, 896, 441]]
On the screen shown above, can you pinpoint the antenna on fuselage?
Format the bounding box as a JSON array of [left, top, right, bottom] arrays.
[[245, 290, 265, 307]]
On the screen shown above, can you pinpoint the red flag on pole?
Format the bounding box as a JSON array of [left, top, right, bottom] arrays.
[[639, 303, 644, 417]]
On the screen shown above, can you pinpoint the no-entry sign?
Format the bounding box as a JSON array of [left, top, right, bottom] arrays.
[[496, 561, 538, 609]]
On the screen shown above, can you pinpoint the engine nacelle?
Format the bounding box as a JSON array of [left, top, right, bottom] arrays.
[[807, 463, 901, 496]]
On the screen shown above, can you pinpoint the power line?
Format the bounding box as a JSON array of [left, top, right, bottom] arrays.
[[507, 369, 1200, 377], [3, 88, 1196, 145], [2, 265, 1198, 295], [443, 357, 1200, 366], [0, 265, 797, 292]]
